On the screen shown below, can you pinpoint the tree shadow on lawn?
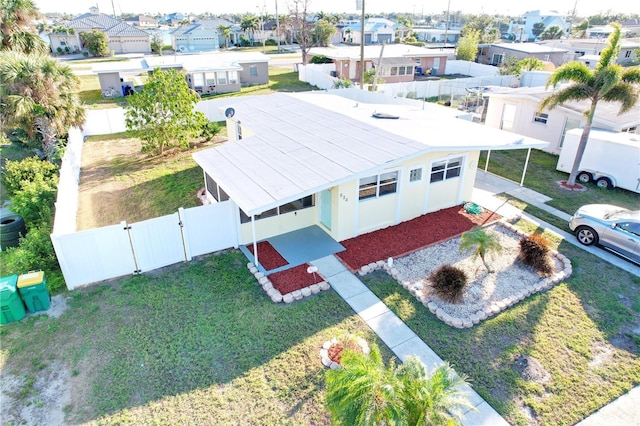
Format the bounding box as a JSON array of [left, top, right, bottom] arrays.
[[0, 251, 392, 424], [363, 240, 640, 426]]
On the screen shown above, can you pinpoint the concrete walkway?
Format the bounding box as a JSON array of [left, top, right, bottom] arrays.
[[311, 255, 509, 426]]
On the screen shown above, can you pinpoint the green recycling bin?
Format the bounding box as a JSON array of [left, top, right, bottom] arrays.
[[1, 274, 26, 325], [17, 270, 50, 313]]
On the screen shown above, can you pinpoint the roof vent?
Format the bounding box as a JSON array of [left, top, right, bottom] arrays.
[[372, 112, 399, 119]]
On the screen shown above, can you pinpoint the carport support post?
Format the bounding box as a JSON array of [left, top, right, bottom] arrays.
[[520, 148, 531, 186], [484, 150, 491, 173], [251, 215, 260, 269]]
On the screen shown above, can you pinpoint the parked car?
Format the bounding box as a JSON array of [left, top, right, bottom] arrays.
[[569, 204, 640, 264]]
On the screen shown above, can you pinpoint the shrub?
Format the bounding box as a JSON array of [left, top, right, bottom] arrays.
[[519, 233, 554, 276], [200, 121, 222, 141], [265, 38, 277, 46], [0, 223, 63, 292], [310, 55, 333, 64], [429, 264, 468, 303], [2, 156, 59, 197], [9, 178, 57, 226]]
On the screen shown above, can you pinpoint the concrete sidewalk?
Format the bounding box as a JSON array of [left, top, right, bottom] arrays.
[[311, 255, 509, 426]]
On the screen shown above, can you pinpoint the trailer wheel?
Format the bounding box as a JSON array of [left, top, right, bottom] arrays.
[[577, 171, 592, 183], [596, 177, 612, 189]]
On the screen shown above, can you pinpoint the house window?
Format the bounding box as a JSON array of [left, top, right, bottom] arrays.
[[625, 50, 631, 58], [398, 66, 406, 75], [192, 73, 204, 87], [543, 54, 550, 62], [205, 72, 216, 86], [217, 72, 227, 85], [239, 195, 315, 223], [228, 71, 238, 84], [491, 53, 504, 66], [409, 167, 423, 182], [430, 157, 462, 183], [390, 67, 398, 76], [533, 112, 548, 124], [359, 171, 399, 200], [249, 65, 258, 77]]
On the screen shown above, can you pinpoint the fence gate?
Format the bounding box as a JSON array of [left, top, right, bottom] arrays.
[[51, 224, 137, 289], [127, 213, 187, 273]]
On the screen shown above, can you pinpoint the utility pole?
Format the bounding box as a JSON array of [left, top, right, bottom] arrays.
[[275, 0, 281, 52], [359, 0, 365, 89], [443, 0, 450, 49]]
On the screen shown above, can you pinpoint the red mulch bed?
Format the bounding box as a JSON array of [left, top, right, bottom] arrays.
[[269, 264, 324, 295], [247, 241, 288, 270], [336, 205, 501, 271], [247, 240, 323, 295]]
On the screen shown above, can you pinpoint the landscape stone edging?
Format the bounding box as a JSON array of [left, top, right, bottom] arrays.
[[319, 336, 371, 369], [246, 263, 331, 304], [356, 219, 573, 329]]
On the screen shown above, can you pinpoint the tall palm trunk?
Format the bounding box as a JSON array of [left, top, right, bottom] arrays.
[[567, 102, 597, 186]]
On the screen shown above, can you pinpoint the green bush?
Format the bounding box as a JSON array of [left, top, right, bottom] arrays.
[[519, 233, 554, 276], [265, 38, 277, 46], [0, 223, 63, 292], [310, 55, 333, 64], [9, 178, 57, 226], [429, 264, 468, 303], [1, 156, 59, 197], [200, 121, 222, 141]]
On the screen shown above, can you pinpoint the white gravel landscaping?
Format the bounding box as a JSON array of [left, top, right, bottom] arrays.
[[361, 221, 573, 328]]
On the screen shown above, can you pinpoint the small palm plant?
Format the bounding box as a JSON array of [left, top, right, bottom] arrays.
[[325, 343, 473, 425], [459, 226, 502, 273]]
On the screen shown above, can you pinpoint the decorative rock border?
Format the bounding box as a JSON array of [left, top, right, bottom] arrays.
[[319, 336, 371, 369], [246, 262, 331, 303], [356, 219, 573, 329]]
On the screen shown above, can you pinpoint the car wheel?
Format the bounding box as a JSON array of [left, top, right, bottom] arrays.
[[596, 177, 612, 189], [577, 171, 592, 183], [575, 226, 598, 246]]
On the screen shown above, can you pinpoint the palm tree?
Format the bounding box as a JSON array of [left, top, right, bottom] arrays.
[[459, 226, 502, 273], [0, 50, 85, 160], [241, 14, 260, 45], [540, 25, 565, 40], [217, 24, 231, 48], [0, 0, 49, 54], [540, 23, 640, 187], [325, 343, 473, 425], [399, 358, 473, 426], [325, 345, 404, 425]]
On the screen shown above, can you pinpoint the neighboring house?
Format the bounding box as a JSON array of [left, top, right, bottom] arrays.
[[191, 92, 547, 254], [92, 52, 270, 96], [483, 85, 640, 154], [413, 27, 461, 44], [477, 43, 570, 67], [508, 10, 570, 42], [125, 15, 158, 28], [307, 44, 448, 82], [537, 39, 640, 65], [171, 19, 231, 52], [341, 18, 405, 45], [48, 6, 151, 54]]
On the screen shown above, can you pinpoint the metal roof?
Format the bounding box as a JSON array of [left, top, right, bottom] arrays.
[[193, 93, 549, 216]]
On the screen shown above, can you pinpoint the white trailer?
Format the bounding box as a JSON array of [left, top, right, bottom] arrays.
[[556, 128, 640, 194]]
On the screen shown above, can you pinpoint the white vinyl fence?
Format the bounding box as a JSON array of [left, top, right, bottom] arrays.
[[51, 202, 240, 290], [53, 113, 242, 289]]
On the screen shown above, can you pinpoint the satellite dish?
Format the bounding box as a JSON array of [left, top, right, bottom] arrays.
[[225, 107, 235, 118], [307, 266, 318, 274]]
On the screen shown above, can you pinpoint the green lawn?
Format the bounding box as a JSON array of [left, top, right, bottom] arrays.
[[479, 149, 639, 214], [364, 218, 640, 426], [0, 251, 391, 424]]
